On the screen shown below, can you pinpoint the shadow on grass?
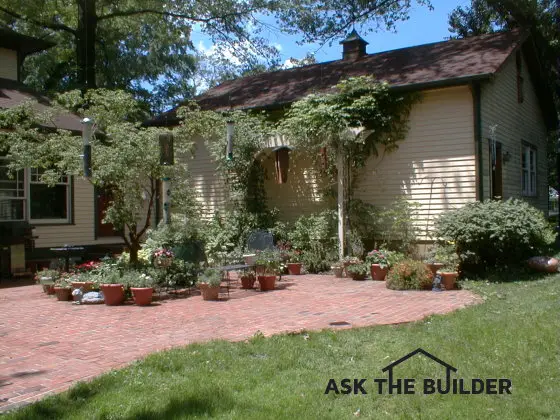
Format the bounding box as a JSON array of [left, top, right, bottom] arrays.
[[461, 265, 555, 283], [125, 390, 237, 420]]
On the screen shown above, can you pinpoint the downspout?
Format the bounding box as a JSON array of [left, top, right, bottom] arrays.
[[473, 82, 484, 201]]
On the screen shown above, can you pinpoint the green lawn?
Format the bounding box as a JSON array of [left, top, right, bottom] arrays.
[[6, 275, 559, 419]]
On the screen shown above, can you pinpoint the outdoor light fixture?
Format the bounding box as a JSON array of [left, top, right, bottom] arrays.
[[81, 117, 93, 177], [503, 151, 511, 163], [226, 119, 235, 160], [159, 133, 174, 166]]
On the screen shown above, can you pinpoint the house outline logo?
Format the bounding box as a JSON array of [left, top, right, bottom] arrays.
[[324, 348, 513, 396], [381, 347, 457, 392]]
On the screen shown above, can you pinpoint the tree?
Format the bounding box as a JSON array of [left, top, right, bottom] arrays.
[[448, 0, 504, 38], [0, 89, 196, 264], [1, 0, 433, 111]]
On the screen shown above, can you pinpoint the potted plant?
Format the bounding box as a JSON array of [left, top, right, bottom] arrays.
[[331, 262, 345, 278], [239, 270, 256, 289], [198, 268, 222, 300], [36, 269, 59, 294], [424, 246, 444, 275], [70, 271, 95, 293], [53, 278, 72, 301], [342, 256, 362, 277], [128, 272, 155, 306], [366, 249, 390, 281], [255, 249, 280, 291], [153, 248, 174, 268], [99, 271, 125, 305], [435, 244, 460, 290], [347, 262, 369, 281], [286, 249, 303, 275]]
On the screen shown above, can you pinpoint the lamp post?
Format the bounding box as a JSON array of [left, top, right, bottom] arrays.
[[159, 133, 174, 225], [81, 117, 93, 177], [226, 119, 234, 160]]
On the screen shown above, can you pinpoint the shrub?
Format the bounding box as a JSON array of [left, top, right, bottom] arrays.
[[386, 259, 433, 290], [434, 199, 555, 270], [288, 209, 338, 273]]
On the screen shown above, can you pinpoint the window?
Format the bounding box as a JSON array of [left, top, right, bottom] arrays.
[[0, 159, 72, 223], [29, 168, 71, 222], [516, 51, 524, 104], [0, 158, 25, 221], [522, 144, 537, 196]]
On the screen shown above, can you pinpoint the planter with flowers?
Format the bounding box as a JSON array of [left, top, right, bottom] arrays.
[[342, 256, 362, 277], [347, 262, 369, 281], [366, 250, 389, 281], [255, 250, 281, 291], [432, 243, 460, 290], [331, 262, 345, 278], [100, 272, 125, 305], [153, 248, 174, 268], [239, 270, 256, 289], [127, 272, 155, 306], [287, 249, 303, 275], [198, 268, 222, 300], [36, 269, 59, 294], [54, 278, 72, 301]]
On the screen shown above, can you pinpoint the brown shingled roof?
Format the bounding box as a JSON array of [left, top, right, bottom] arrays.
[[149, 29, 527, 126], [0, 78, 82, 132]]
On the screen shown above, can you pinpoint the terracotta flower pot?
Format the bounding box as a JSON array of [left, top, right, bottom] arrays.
[[370, 264, 388, 281], [332, 266, 344, 278], [199, 284, 220, 301], [440, 272, 458, 290], [426, 263, 444, 276], [100, 284, 125, 305], [54, 287, 72, 301], [257, 275, 276, 291], [240, 275, 256, 289], [71, 281, 94, 292], [131, 287, 154, 306], [287, 263, 302, 275]]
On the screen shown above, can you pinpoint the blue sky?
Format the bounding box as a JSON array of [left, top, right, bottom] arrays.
[[191, 0, 471, 66]]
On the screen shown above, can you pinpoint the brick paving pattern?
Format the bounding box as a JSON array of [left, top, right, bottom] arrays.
[[0, 275, 481, 411]]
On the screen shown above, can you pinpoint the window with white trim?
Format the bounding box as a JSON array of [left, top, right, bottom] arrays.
[[0, 157, 25, 221], [522, 144, 537, 196], [0, 157, 72, 223]]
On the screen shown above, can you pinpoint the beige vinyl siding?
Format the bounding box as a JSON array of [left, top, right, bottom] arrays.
[[0, 48, 18, 80], [480, 52, 548, 213], [33, 178, 124, 248], [263, 150, 329, 222], [354, 86, 477, 239], [186, 137, 228, 218]]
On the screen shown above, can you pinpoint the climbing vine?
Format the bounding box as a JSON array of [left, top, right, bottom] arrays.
[[279, 76, 420, 181], [176, 103, 275, 219]]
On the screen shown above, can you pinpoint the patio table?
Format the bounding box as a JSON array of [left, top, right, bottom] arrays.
[[49, 245, 85, 272]]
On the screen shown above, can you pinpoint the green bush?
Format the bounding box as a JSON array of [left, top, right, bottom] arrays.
[[434, 199, 555, 270], [386, 259, 433, 290], [288, 210, 339, 273]]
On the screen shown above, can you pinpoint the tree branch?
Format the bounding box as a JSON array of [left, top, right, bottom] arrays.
[[98, 8, 230, 23], [137, 178, 156, 239], [0, 6, 76, 35]]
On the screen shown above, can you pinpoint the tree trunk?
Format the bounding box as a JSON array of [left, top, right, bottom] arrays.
[[129, 242, 140, 264], [77, 0, 97, 90]]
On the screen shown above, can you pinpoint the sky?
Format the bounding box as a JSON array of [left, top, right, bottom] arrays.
[[191, 0, 472, 67]]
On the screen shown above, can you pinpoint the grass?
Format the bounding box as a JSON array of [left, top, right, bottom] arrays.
[[5, 275, 560, 419]]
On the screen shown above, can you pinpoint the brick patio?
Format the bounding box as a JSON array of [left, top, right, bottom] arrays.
[[0, 275, 481, 412]]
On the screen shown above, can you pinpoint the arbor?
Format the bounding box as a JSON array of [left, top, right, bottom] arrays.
[[279, 76, 418, 257], [0, 89, 196, 263], [0, 0, 432, 111]]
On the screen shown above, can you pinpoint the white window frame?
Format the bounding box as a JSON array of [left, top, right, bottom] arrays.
[[522, 144, 537, 197], [0, 157, 26, 221], [0, 158, 72, 224], [27, 168, 72, 224]]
